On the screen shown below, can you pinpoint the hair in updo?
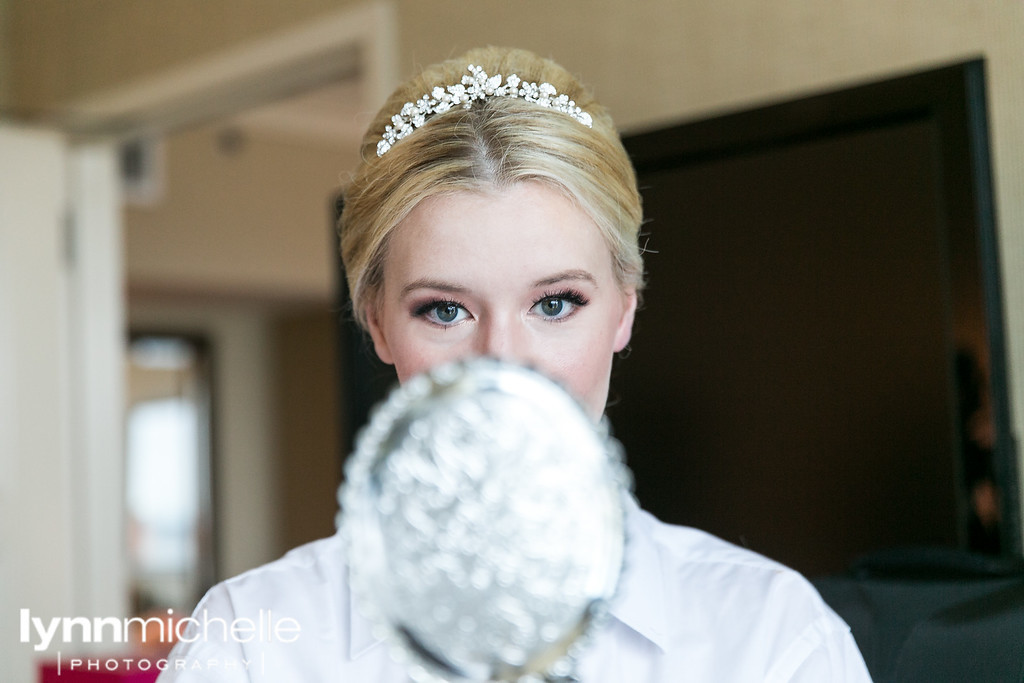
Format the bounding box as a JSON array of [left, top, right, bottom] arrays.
[[339, 46, 644, 329]]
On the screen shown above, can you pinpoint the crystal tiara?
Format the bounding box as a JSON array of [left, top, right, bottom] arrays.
[[376, 64, 594, 157]]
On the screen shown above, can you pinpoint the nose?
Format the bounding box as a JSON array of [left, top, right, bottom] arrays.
[[475, 314, 532, 366]]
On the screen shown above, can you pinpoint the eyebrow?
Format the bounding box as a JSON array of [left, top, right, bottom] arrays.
[[400, 278, 471, 297], [399, 269, 598, 298], [532, 269, 598, 288]]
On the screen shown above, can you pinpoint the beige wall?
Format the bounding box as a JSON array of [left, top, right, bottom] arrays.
[[396, 1, 1020, 130], [124, 122, 353, 303]]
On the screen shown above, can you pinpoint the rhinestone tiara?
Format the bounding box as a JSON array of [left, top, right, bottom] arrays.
[[376, 64, 594, 157]]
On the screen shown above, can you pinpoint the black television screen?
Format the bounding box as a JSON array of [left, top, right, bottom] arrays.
[[613, 58, 1018, 575]]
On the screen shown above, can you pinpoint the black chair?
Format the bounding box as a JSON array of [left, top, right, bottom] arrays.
[[813, 547, 1024, 682]]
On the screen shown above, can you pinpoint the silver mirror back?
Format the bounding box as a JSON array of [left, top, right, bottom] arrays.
[[338, 359, 631, 682]]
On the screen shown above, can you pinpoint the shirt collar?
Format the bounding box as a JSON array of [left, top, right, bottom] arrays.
[[608, 495, 673, 653], [347, 495, 673, 660]]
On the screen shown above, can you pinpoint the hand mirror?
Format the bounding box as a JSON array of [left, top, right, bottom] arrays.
[[337, 359, 630, 682]]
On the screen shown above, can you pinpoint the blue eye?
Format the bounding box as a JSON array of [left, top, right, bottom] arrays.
[[537, 297, 566, 317], [531, 290, 589, 320], [414, 300, 469, 326], [433, 302, 460, 323]]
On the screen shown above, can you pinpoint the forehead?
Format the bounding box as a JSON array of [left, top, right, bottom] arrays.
[[385, 182, 612, 280]]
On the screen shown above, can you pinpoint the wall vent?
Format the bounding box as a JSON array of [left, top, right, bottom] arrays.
[[120, 136, 164, 206]]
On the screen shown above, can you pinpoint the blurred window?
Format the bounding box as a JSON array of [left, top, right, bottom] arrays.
[[125, 335, 214, 615]]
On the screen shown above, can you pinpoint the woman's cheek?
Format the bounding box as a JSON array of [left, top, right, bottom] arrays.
[[534, 344, 605, 399], [392, 336, 468, 381]]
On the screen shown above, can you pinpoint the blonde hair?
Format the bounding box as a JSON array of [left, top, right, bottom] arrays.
[[340, 46, 644, 329]]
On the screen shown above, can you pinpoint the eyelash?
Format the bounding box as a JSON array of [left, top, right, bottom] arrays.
[[537, 288, 589, 309]]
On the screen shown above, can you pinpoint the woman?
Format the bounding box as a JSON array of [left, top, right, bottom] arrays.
[[160, 47, 871, 681]]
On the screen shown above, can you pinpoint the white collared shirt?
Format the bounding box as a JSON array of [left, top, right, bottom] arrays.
[[158, 499, 871, 681]]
